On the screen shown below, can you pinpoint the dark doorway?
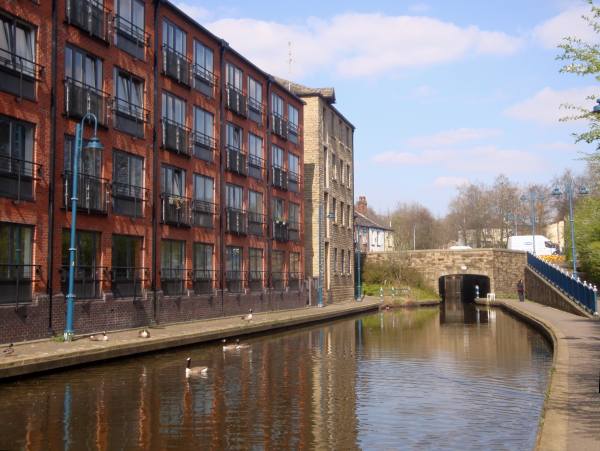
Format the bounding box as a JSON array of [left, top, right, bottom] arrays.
[[438, 274, 490, 303]]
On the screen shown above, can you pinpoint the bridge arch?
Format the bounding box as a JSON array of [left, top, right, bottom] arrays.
[[438, 274, 490, 302]]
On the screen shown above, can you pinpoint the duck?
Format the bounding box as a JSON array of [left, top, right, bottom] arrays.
[[89, 331, 108, 341], [241, 309, 253, 323], [222, 338, 238, 352], [2, 343, 14, 357], [139, 328, 150, 339], [185, 358, 208, 378]]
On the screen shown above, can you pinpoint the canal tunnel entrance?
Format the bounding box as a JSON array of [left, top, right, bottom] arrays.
[[438, 274, 490, 303]]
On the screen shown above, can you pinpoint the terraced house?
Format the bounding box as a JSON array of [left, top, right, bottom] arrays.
[[0, 0, 306, 343]]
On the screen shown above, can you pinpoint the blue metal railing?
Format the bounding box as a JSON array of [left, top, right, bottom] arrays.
[[527, 252, 598, 314]]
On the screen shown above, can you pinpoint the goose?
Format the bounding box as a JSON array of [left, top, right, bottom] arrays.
[[89, 331, 108, 341], [222, 338, 238, 352], [235, 339, 250, 350], [185, 358, 208, 378], [241, 309, 253, 323], [139, 328, 151, 339], [2, 343, 14, 357]]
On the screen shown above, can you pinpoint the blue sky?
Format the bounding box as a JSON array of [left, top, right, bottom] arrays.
[[175, 0, 598, 216]]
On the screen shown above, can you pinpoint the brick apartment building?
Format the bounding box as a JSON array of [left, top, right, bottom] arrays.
[[0, 0, 306, 343], [277, 79, 355, 304]]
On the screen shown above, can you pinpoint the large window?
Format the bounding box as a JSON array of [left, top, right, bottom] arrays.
[[116, 0, 144, 31], [194, 107, 213, 140], [113, 150, 143, 217], [0, 116, 34, 200], [114, 70, 144, 119], [272, 250, 285, 290], [248, 248, 263, 290], [248, 190, 263, 235], [161, 165, 185, 196], [115, 0, 145, 58], [162, 19, 186, 54], [65, 46, 102, 90], [289, 252, 300, 289], [247, 76, 262, 123], [288, 104, 299, 139], [226, 63, 242, 91], [193, 174, 213, 203], [226, 184, 243, 210], [0, 13, 36, 97], [226, 123, 243, 150], [61, 229, 101, 299], [226, 246, 242, 292], [272, 145, 284, 169], [162, 92, 185, 126], [289, 202, 299, 225], [161, 239, 185, 295], [193, 243, 213, 293], [111, 234, 143, 298], [288, 152, 299, 192], [194, 40, 213, 76], [272, 197, 285, 220], [0, 223, 33, 304], [271, 93, 284, 117], [248, 133, 263, 179]]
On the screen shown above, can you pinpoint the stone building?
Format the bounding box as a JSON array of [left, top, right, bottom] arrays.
[[277, 80, 355, 304], [354, 197, 394, 253]]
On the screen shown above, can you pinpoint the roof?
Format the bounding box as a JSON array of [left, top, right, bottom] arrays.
[[354, 211, 393, 231]]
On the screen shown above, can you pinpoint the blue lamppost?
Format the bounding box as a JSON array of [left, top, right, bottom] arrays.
[[551, 181, 589, 277], [520, 191, 543, 255], [64, 113, 103, 341]]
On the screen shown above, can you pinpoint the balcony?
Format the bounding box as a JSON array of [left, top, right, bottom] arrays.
[[64, 78, 109, 127], [160, 193, 191, 227], [225, 270, 244, 293], [288, 272, 302, 291], [63, 171, 110, 214], [112, 181, 147, 218], [226, 85, 247, 117], [225, 207, 247, 235], [226, 146, 247, 176], [271, 271, 286, 291], [247, 97, 263, 124], [192, 131, 216, 163], [248, 270, 265, 291], [162, 45, 191, 86], [110, 267, 147, 299], [192, 269, 217, 295], [0, 264, 40, 306], [193, 64, 216, 98], [113, 97, 148, 138], [160, 268, 186, 296], [271, 114, 288, 139], [162, 119, 191, 157], [66, 0, 109, 42], [288, 170, 300, 193], [288, 122, 299, 144], [288, 221, 300, 242], [191, 200, 216, 228], [114, 15, 148, 59], [272, 166, 288, 191], [0, 155, 40, 201], [248, 154, 264, 180], [273, 220, 289, 242], [60, 265, 105, 300], [248, 211, 265, 236], [0, 47, 43, 100]]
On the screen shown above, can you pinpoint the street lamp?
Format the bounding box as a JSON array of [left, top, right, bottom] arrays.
[[520, 191, 543, 255], [551, 181, 589, 277], [64, 113, 103, 341]]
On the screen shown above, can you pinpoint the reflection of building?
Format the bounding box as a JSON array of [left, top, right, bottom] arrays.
[[354, 197, 394, 253]]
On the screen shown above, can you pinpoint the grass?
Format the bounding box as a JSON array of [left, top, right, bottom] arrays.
[[361, 282, 439, 301]]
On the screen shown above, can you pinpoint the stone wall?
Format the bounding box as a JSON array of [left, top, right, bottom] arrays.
[[524, 267, 589, 317]]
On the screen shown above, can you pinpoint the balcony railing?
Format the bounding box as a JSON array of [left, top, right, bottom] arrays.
[[247, 97, 263, 124], [271, 271, 286, 291], [226, 85, 247, 117], [162, 45, 191, 86], [114, 15, 148, 59], [192, 269, 217, 294], [225, 207, 247, 235], [160, 193, 191, 227], [60, 265, 105, 300], [226, 146, 247, 176], [162, 118, 191, 156], [193, 64, 216, 97], [0, 47, 43, 100], [0, 264, 40, 307], [63, 171, 110, 214], [288, 170, 300, 193], [225, 270, 244, 293], [110, 267, 148, 299], [248, 211, 265, 236], [288, 272, 302, 291], [113, 97, 148, 138], [66, 0, 109, 42], [191, 200, 216, 228], [65, 77, 109, 127], [0, 155, 40, 201], [288, 221, 300, 242], [288, 122, 299, 144], [272, 166, 288, 190], [248, 270, 265, 291], [192, 131, 216, 163], [271, 114, 288, 139], [112, 181, 147, 218], [248, 154, 264, 180], [273, 220, 289, 242], [160, 267, 186, 296]]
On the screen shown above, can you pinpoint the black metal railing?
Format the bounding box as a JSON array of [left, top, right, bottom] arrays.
[[110, 266, 147, 299], [162, 118, 191, 156], [248, 153, 264, 180], [63, 171, 110, 214], [191, 269, 217, 294], [226, 146, 247, 176], [191, 199, 216, 228], [288, 272, 302, 291], [288, 170, 300, 193], [193, 64, 216, 97], [248, 211, 265, 236], [160, 193, 191, 227], [226, 84, 247, 117], [271, 271, 286, 291], [114, 14, 148, 59], [248, 270, 265, 291], [272, 166, 288, 190], [273, 220, 289, 242], [225, 270, 244, 293], [0, 47, 43, 100], [225, 207, 247, 235], [113, 97, 148, 137], [60, 265, 105, 300], [65, 77, 109, 127], [0, 155, 40, 201], [271, 114, 288, 139], [112, 181, 147, 218], [162, 45, 191, 86], [160, 268, 187, 296], [192, 131, 216, 163], [0, 264, 40, 306], [248, 97, 263, 124], [288, 221, 300, 242], [288, 122, 299, 144], [66, 0, 109, 42]]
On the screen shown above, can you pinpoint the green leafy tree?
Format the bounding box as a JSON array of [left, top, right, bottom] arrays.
[[565, 196, 600, 283]]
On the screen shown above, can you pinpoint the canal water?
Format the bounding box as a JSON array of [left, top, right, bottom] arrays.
[[0, 303, 552, 451]]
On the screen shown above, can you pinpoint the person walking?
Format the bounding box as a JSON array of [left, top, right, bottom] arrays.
[[517, 279, 525, 302]]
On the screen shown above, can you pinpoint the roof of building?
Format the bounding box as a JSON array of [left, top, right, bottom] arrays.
[[354, 211, 393, 231]]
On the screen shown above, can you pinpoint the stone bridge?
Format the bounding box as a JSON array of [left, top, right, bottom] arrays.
[[365, 249, 527, 298]]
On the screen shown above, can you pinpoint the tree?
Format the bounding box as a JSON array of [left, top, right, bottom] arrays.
[[389, 202, 439, 250], [557, 0, 600, 157], [565, 196, 600, 283]]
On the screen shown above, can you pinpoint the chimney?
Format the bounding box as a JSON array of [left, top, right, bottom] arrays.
[[356, 196, 367, 215]]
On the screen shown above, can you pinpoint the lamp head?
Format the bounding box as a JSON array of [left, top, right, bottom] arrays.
[[84, 135, 104, 151]]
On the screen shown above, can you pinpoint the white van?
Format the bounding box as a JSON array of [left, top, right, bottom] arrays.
[[507, 235, 558, 256]]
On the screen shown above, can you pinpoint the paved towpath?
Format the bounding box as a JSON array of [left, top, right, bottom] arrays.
[[0, 298, 381, 380], [478, 298, 600, 451]]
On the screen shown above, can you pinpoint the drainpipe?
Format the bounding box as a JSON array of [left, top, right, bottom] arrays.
[[218, 39, 227, 314], [266, 77, 273, 297], [151, 0, 160, 323]]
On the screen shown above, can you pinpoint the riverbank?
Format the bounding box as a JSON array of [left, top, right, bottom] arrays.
[[475, 298, 600, 451], [0, 299, 381, 381]]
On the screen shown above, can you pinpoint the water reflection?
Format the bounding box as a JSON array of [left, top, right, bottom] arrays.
[[0, 304, 551, 450]]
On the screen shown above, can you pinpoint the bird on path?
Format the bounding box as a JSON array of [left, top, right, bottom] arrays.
[[185, 357, 208, 378], [241, 309, 253, 323], [2, 343, 14, 357], [139, 329, 150, 338], [89, 331, 108, 341]]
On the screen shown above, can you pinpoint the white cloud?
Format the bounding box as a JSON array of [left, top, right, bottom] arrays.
[[504, 86, 598, 125], [205, 13, 522, 78], [406, 128, 503, 148], [433, 176, 470, 188], [533, 5, 598, 49]]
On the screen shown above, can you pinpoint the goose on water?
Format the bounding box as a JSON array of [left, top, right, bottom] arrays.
[[185, 358, 208, 378], [222, 338, 238, 352], [89, 331, 108, 341]]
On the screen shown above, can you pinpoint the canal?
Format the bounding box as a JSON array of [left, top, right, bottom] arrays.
[[0, 302, 552, 450]]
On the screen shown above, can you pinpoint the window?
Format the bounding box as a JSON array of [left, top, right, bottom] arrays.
[[115, 0, 145, 58], [226, 246, 242, 292], [333, 248, 337, 273], [114, 70, 144, 118], [0, 223, 33, 304], [226, 63, 242, 91], [65, 46, 102, 90], [161, 240, 185, 295], [0, 13, 36, 98], [340, 162, 345, 186], [64, 135, 101, 177], [162, 19, 186, 54], [226, 184, 243, 209], [193, 40, 213, 79], [271, 93, 284, 117], [288, 153, 299, 175], [341, 249, 345, 273], [112, 150, 143, 217], [272, 250, 285, 289], [161, 165, 185, 196], [248, 133, 263, 179], [162, 91, 185, 126], [347, 164, 351, 186], [0, 116, 35, 200], [226, 123, 243, 150], [289, 252, 300, 274], [248, 77, 262, 111], [193, 107, 214, 154], [193, 174, 213, 203], [116, 0, 144, 31], [193, 243, 213, 293], [272, 145, 284, 169], [272, 197, 285, 220], [347, 205, 351, 228], [64, 135, 106, 212], [331, 197, 337, 223], [248, 248, 263, 289], [289, 202, 300, 241], [192, 174, 214, 227], [340, 201, 345, 226], [331, 154, 337, 180], [288, 105, 298, 130], [111, 234, 143, 298], [61, 229, 101, 299]]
